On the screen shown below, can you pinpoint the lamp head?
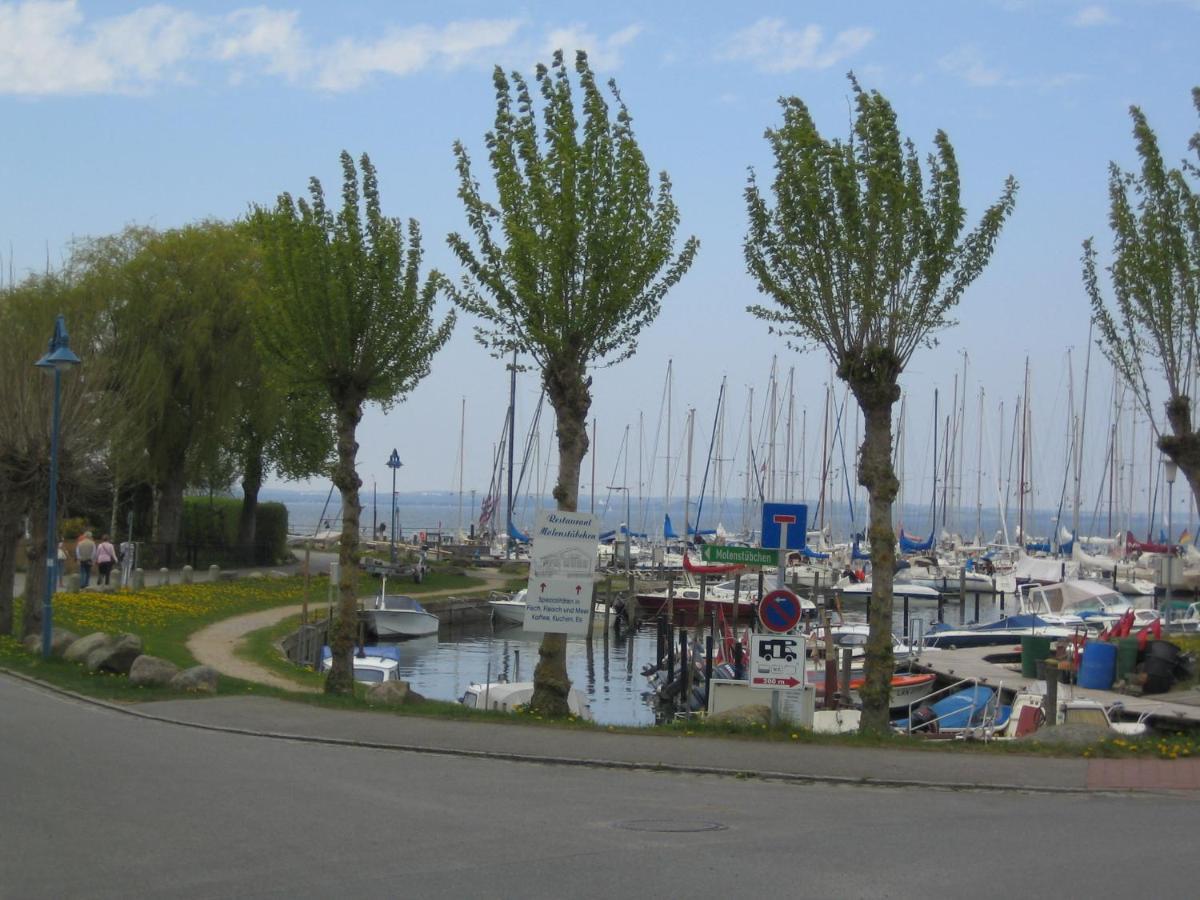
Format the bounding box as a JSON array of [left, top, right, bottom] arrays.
[[1165, 458, 1179, 484], [35, 315, 81, 372], [386, 449, 402, 470]]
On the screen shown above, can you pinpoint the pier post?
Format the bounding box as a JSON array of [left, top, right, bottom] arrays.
[[667, 574, 675, 625], [732, 573, 741, 632], [1044, 663, 1058, 727], [699, 574, 707, 640], [704, 634, 713, 703], [840, 648, 853, 705], [974, 592, 980, 623], [903, 595, 909, 638], [958, 566, 966, 626], [937, 591, 944, 624], [823, 611, 837, 709], [667, 625, 676, 684], [680, 629, 690, 710]]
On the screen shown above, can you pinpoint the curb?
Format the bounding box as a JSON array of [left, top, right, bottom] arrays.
[[1, 666, 1121, 796]]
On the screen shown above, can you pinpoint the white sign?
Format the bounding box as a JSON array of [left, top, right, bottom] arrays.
[[749, 633, 807, 690], [524, 509, 599, 634]]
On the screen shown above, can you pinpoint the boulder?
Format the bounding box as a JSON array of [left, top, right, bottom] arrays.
[[64, 632, 112, 663], [129, 655, 180, 687], [21, 635, 39, 654], [707, 704, 773, 728], [170, 665, 219, 694], [367, 680, 426, 706], [85, 633, 143, 675], [50, 629, 80, 657]]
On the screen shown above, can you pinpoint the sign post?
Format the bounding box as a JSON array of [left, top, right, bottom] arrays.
[[523, 509, 600, 635], [758, 502, 810, 725]]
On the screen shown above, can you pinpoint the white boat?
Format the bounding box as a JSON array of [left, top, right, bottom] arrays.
[[367, 594, 440, 637], [320, 646, 402, 684], [489, 588, 619, 626], [836, 581, 942, 601], [1018, 579, 1133, 628], [460, 681, 592, 718]]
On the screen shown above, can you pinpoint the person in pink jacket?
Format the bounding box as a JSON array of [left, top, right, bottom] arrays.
[[95, 535, 117, 586]]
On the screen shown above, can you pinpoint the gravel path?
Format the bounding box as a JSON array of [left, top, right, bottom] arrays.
[[186, 570, 513, 692]]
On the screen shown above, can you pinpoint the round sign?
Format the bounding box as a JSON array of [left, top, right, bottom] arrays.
[[758, 588, 804, 633]]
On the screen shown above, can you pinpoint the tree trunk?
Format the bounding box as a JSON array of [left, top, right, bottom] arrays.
[[1161, 396, 1200, 523], [22, 505, 48, 640], [529, 362, 591, 717], [0, 506, 23, 637], [237, 444, 264, 558], [155, 466, 187, 550], [325, 392, 364, 696], [850, 382, 901, 734]]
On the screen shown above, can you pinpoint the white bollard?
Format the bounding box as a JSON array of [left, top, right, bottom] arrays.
[[209, 564, 220, 582], [181, 565, 193, 585], [133, 568, 145, 589], [160, 567, 170, 586]]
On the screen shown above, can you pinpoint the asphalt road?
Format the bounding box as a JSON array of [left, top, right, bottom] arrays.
[[1, 675, 1193, 899]]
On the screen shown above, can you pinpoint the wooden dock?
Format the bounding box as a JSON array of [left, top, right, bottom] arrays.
[[910, 647, 1200, 728]]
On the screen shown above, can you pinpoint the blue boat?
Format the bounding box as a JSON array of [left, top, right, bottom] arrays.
[[892, 684, 1011, 733]]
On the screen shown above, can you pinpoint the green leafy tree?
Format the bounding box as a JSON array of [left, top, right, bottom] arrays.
[[448, 51, 698, 716], [1084, 89, 1200, 510], [98, 222, 260, 548], [0, 270, 108, 637], [252, 151, 454, 695], [744, 76, 1017, 732]]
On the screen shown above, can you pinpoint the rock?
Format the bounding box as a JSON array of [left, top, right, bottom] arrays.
[[22, 635, 40, 654], [170, 665, 219, 694], [86, 633, 143, 675], [1017, 722, 1113, 746], [64, 632, 112, 664], [129, 655, 180, 687], [707, 704, 773, 727], [247, 571, 265, 580], [50, 629, 80, 657], [367, 680, 426, 706]]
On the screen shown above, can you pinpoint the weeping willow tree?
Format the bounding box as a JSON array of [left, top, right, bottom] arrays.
[[744, 75, 1017, 732], [1084, 89, 1200, 514], [253, 152, 454, 695], [448, 51, 698, 716]]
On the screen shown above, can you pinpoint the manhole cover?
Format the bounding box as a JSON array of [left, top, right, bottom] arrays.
[[615, 819, 727, 833]]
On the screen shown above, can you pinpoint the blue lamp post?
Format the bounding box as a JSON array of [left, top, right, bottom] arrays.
[[35, 315, 81, 659], [386, 449, 402, 563]]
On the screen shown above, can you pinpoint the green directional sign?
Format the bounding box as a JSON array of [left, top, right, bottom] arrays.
[[700, 544, 778, 567]]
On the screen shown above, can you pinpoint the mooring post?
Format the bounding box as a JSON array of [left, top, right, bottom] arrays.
[[667, 625, 676, 684], [1044, 662, 1059, 727], [667, 573, 675, 625], [903, 595, 910, 638], [680, 629, 690, 709], [840, 648, 853, 706], [937, 590, 944, 624], [974, 592, 980, 623], [732, 573, 741, 632], [823, 611, 837, 709], [704, 634, 714, 703], [699, 573, 707, 640]]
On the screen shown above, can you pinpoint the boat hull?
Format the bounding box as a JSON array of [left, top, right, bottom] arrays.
[[368, 611, 440, 638]]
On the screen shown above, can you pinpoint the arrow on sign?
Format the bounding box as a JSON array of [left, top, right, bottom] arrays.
[[575, 584, 581, 595], [540, 582, 547, 593], [752, 676, 802, 688]]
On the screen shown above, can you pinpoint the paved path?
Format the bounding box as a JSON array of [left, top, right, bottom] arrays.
[[186, 568, 512, 692]]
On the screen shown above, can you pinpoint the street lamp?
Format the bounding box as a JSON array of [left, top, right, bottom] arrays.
[[1165, 458, 1178, 624], [607, 485, 632, 573], [386, 449, 402, 563], [35, 315, 81, 659]]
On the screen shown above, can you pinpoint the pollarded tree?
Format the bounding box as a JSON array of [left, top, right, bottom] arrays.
[[1084, 89, 1200, 513], [252, 151, 454, 696], [745, 76, 1017, 733], [448, 50, 698, 717]]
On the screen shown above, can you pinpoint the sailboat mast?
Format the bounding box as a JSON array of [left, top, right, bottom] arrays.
[[785, 368, 795, 502], [666, 360, 673, 535], [1019, 357, 1029, 544], [818, 382, 830, 531], [958, 351, 968, 535], [1075, 324, 1094, 537], [457, 396, 465, 541], [768, 356, 778, 502], [976, 386, 984, 544], [931, 388, 939, 535], [506, 350, 517, 559], [684, 408, 695, 543]]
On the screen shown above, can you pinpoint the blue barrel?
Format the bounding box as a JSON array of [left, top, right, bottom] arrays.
[[1078, 641, 1118, 690]]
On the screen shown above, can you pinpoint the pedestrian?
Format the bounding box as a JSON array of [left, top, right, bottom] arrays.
[[119, 537, 136, 587], [95, 534, 117, 586], [56, 541, 67, 590], [76, 531, 95, 588]]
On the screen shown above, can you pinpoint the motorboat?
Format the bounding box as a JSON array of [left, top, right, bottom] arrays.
[[366, 593, 440, 637], [892, 683, 1007, 734], [836, 582, 942, 601], [488, 588, 528, 624], [1018, 579, 1133, 628], [634, 581, 766, 623], [923, 614, 1077, 649], [320, 645, 402, 684], [459, 681, 592, 719], [804, 621, 930, 668], [809, 671, 938, 710]]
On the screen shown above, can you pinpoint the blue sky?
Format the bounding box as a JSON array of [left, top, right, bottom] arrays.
[[2, 1, 1198, 533]]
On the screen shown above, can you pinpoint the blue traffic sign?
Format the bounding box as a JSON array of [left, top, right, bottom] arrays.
[[758, 588, 804, 633], [760, 502, 808, 550]]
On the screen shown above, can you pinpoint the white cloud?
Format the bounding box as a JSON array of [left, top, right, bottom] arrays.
[[939, 44, 1083, 90], [543, 23, 643, 71], [939, 45, 1004, 87], [0, 3, 647, 96], [313, 18, 521, 91], [217, 7, 306, 80], [1071, 5, 1117, 26], [719, 18, 874, 73]]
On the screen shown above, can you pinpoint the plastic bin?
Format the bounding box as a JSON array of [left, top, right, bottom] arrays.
[[1078, 641, 1118, 690]]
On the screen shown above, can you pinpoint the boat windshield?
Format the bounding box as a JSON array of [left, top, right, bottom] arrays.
[[380, 595, 427, 612], [353, 667, 386, 683]]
